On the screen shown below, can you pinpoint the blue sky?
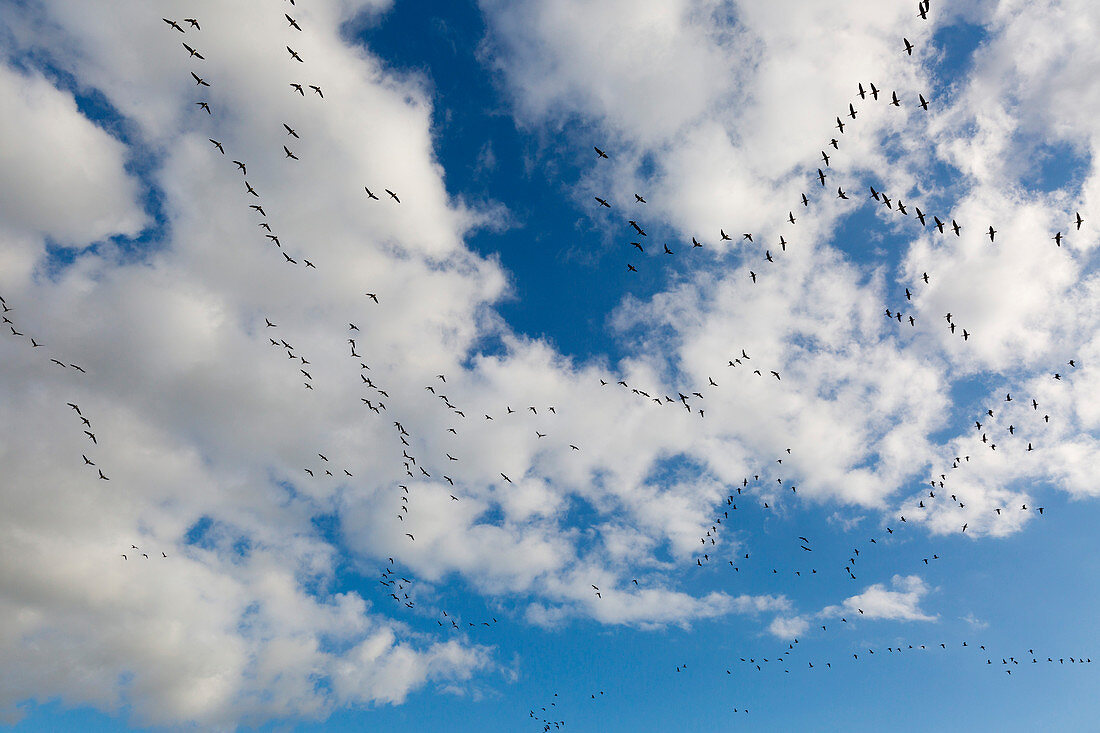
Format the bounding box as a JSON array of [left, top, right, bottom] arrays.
[[2, 0, 1099, 731]]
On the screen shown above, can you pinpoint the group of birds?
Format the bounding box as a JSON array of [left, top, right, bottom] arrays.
[[0, 1, 1069, 727]]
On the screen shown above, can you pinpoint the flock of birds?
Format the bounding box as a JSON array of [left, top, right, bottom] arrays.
[[2, 0, 1093, 728]]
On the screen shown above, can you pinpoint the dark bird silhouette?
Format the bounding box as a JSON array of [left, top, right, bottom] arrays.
[[594, 146, 608, 159], [903, 38, 914, 55], [386, 189, 401, 203], [287, 46, 303, 62], [163, 18, 184, 32]]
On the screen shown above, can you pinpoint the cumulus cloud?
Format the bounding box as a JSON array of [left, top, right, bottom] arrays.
[[2, 0, 1100, 727], [821, 574, 936, 622]]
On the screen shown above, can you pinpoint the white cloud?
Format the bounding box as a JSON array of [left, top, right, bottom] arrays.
[[821, 574, 936, 622], [0, 64, 145, 249]]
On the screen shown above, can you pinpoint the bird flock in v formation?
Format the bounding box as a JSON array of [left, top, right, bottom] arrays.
[[3, 1, 1092, 728]]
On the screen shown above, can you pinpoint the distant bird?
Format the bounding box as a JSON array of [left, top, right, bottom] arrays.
[[183, 43, 204, 59], [988, 225, 997, 242], [918, 93, 929, 110], [594, 146, 608, 159], [595, 197, 611, 208], [184, 17, 199, 29], [1076, 212, 1084, 230], [285, 13, 301, 30], [903, 38, 914, 55], [1053, 231, 1063, 246], [283, 146, 298, 160], [190, 71, 209, 87], [287, 46, 303, 62], [291, 83, 305, 95], [386, 189, 401, 203], [309, 85, 324, 98], [635, 194, 646, 203], [162, 18, 184, 32]]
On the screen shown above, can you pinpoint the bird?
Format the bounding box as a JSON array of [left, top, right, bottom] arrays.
[[283, 146, 298, 160], [635, 194, 646, 203], [1076, 212, 1084, 230], [162, 18, 185, 32], [310, 85, 324, 98], [386, 189, 401, 203], [291, 83, 305, 96], [918, 93, 929, 110], [594, 146, 608, 159], [595, 197, 611, 208], [196, 101, 211, 114], [285, 13, 301, 30], [988, 225, 997, 242], [184, 17, 199, 29], [903, 38, 914, 55], [287, 46, 303, 62], [98, 469, 109, 480], [837, 187, 848, 200], [182, 42, 204, 59], [190, 71, 209, 87]]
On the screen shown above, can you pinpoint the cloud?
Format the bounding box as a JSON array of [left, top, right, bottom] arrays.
[[0, 63, 145, 250], [821, 574, 936, 622], [2, 0, 1100, 727]]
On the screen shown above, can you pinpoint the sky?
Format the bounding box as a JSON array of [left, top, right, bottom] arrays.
[[1, 0, 1099, 731]]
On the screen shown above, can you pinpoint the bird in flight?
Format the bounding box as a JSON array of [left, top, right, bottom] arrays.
[[386, 189, 401, 203], [903, 38, 914, 55], [594, 146, 608, 159], [287, 46, 303, 62], [285, 13, 301, 30]]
